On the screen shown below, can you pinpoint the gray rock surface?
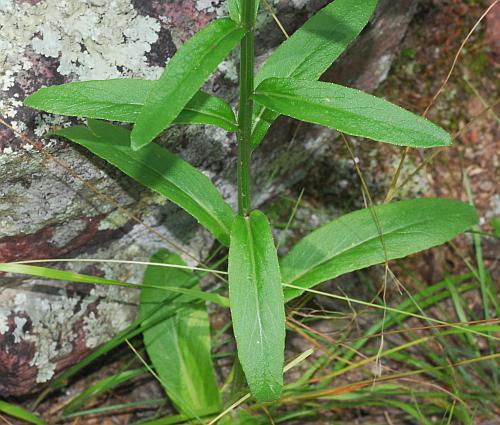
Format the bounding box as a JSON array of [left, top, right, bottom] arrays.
[[0, 0, 417, 396]]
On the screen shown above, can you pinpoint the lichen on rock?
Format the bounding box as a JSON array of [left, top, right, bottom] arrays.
[[0, 0, 164, 144], [2, 0, 162, 81]]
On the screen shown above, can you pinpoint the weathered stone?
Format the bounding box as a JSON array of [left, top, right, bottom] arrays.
[[0, 0, 417, 396], [486, 0, 500, 65]]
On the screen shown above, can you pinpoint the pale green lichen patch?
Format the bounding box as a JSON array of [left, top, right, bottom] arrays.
[[3, 286, 95, 383], [1, 0, 161, 80], [0, 0, 162, 131], [83, 287, 135, 349], [0, 307, 9, 335]]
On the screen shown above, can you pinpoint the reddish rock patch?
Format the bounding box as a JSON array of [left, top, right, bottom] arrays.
[[486, 0, 500, 65], [153, 0, 214, 41], [0, 314, 38, 397], [0, 217, 101, 263]]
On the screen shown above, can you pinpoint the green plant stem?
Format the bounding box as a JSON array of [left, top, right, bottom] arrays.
[[237, 0, 255, 215]]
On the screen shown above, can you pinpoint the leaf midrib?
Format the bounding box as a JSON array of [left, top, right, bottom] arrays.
[[133, 21, 244, 147], [244, 217, 266, 362], [64, 97, 236, 128], [253, 88, 438, 143], [181, 105, 236, 129]]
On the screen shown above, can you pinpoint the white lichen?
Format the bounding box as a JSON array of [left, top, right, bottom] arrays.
[[0, 0, 162, 122], [0, 306, 9, 335], [13, 316, 27, 343], [217, 60, 238, 83], [33, 113, 67, 136], [195, 0, 222, 13]]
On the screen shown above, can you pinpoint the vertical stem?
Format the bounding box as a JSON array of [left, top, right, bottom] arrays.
[[237, 0, 255, 215]]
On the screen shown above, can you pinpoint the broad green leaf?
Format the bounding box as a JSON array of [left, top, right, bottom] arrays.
[[131, 18, 245, 150], [281, 199, 478, 301], [228, 210, 285, 402], [228, 0, 260, 24], [0, 400, 47, 425], [253, 78, 452, 148], [25, 80, 237, 132], [252, 0, 378, 147], [140, 249, 221, 416], [52, 120, 234, 245], [0, 263, 229, 307]]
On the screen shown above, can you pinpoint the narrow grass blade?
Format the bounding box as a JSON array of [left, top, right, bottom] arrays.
[[62, 399, 164, 420], [252, 0, 378, 147], [228, 210, 285, 402], [0, 263, 229, 307], [0, 400, 47, 425], [52, 120, 234, 245], [64, 368, 147, 414], [281, 198, 477, 301], [334, 274, 476, 368], [131, 18, 245, 149], [140, 249, 222, 416], [25, 80, 237, 132], [253, 78, 452, 148]]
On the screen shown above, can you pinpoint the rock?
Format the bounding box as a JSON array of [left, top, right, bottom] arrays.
[[0, 0, 417, 396], [486, 0, 500, 65]]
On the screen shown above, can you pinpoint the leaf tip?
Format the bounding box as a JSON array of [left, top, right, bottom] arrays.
[[432, 123, 453, 148]]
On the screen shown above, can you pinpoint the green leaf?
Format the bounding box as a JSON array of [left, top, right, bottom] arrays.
[[25, 80, 237, 132], [228, 210, 285, 402], [253, 78, 452, 148], [281, 198, 478, 301], [0, 263, 229, 307], [131, 18, 245, 150], [228, 0, 260, 24], [252, 0, 378, 147], [52, 120, 234, 246], [491, 217, 500, 238], [140, 249, 222, 416], [0, 400, 47, 425], [176, 90, 237, 131]]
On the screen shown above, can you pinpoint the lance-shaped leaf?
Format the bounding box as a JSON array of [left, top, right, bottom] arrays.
[[131, 18, 245, 150], [253, 78, 452, 148], [52, 120, 234, 245], [252, 0, 378, 147], [25, 79, 237, 132], [140, 249, 222, 416], [228, 210, 285, 402], [281, 198, 478, 301]]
